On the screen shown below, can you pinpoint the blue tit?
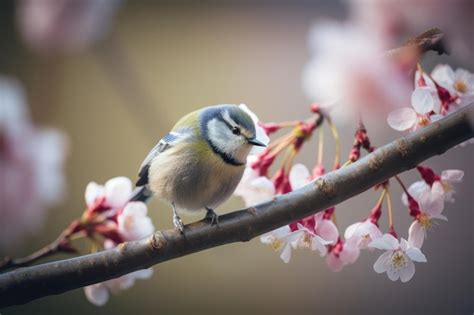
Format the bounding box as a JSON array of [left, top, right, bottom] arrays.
[[133, 104, 267, 233]]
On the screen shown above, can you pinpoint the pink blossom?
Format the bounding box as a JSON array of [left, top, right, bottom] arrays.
[[369, 234, 426, 282], [292, 223, 333, 257], [314, 212, 339, 245], [117, 202, 155, 241], [85, 176, 133, 210], [431, 65, 474, 108], [17, 0, 121, 55], [234, 156, 276, 207], [349, 0, 474, 66], [289, 163, 312, 190], [302, 21, 411, 121], [415, 166, 464, 202], [0, 77, 67, 249], [344, 220, 382, 250], [84, 241, 153, 306], [402, 181, 446, 247], [387, 87, 442, 131], [326, 238, 360, 272], [260, 226, 303, 263]]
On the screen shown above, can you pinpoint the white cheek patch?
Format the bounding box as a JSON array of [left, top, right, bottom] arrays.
[[207, 118, 242, 156]]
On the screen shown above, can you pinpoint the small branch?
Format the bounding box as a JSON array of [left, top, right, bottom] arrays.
[[0, 104, 472, 307], [0, 221, 79, 271]]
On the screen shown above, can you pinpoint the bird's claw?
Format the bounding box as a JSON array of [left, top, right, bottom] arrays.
[[173, 214, 185, 233], [205, 208, 219, 227]]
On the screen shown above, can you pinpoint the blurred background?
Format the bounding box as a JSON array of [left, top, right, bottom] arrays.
[[0, 0, 472, 314]]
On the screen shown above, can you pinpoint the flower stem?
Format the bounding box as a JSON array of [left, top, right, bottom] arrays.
[[326, 117, 340, 169], [386, 187, 394, 228], [394, 175, 410, 196], [317, 126, 324, 165]]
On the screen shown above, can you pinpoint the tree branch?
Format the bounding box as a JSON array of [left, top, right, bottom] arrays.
[[1, 104, 473, 308]]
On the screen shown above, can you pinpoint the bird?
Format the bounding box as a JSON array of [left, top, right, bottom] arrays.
[[132, 104, 267, 233]]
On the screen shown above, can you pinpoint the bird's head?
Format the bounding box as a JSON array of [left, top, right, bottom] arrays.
[[201, 104, 267, 165]]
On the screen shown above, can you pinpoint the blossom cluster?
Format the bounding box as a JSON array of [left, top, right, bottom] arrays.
[[388, 65, 474, 132], [0, 77, 67, 250], [80, 177, 155, 306], [234, 61, 469, 282]]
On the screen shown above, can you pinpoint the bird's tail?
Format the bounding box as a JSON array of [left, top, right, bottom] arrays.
[[129, 186, 153, 203]]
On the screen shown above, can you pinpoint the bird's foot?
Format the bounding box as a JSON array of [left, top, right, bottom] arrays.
[[173, 213, 185, 233], [205, 208, 219, 227]]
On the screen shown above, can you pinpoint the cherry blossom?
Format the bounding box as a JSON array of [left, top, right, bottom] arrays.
[[302, 21, 411, 121], [369, 234, 427, 282], [117, 202, 155, 241], [415, 166, 464, 202], [431, 65, 474, 100], [289, 163, 312, 190], [292, 223, 333, 256], [84, 241, 153, 306], [349, 0, 474, 66], [260, 226, 303, 263], [344, 220, 383, 250], [0, 77, 67, 249], [401, 180, 447, 249], [406, 191, 446, 249], [314, 212, 339, 245], [387, 87, 442, 131], [85, 176, 133, 210], [85, 268, 153, 306], [438, 170, 464, 202], [17, 0, 122, 55], [326, 238, 360, 272], [234, 156, 276, 207]]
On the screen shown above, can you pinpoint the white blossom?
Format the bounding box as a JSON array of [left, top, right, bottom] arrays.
[[0, 77, 67, 249], [344, 220, 382, 250], [17, 0, 122, 55], [369, 234, 426, 282], [117, 201, 155, 241], [387, 87, 442, 131], [260, 226, 303, 263], [234, 156, 275, 207]]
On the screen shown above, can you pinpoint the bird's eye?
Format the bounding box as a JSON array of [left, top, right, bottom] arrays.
[[232, 126, 241, 135]]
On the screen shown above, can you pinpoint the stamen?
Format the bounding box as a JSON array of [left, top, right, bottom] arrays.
[[454, 80, 467, 93]]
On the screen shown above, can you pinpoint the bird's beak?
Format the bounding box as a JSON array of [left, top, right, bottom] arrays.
[[248, 138, 266, 147]]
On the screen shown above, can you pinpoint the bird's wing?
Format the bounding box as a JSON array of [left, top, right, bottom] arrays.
[[136, 132, 184, 187]]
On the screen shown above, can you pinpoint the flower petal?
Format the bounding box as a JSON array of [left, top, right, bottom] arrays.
[[289, 164, 311, 190], [441, 170, 464, 183], [326, 253, 344, 272], [373, 251, 390, 273], [84, 284, 109, 306], [386, 266, 400, 281], [104, 177, 133, 208], [344, 222, 361, 239], [418, 189, 444, 216], [85, 182, 105, 207], [399, 260, 415, 283], [411, 88, 434, 114], [408, 221, 424, 249], [387, 108, 417, 131], [340, 243, 360, 264], [315, 219, 339, 243], [280, 243, 292, 263], [369, 233, 399, 250], [406, 247, 427, 263]]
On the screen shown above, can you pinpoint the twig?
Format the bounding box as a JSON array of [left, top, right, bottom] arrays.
[[0, 104, 472, 308]]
